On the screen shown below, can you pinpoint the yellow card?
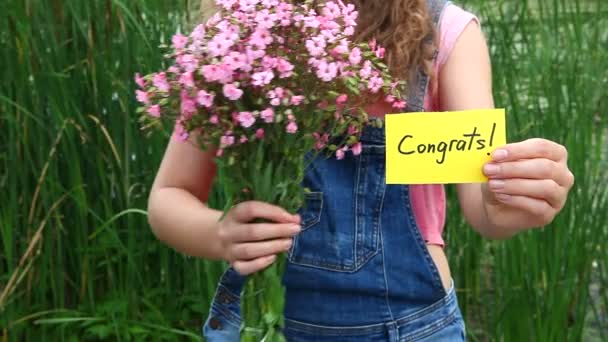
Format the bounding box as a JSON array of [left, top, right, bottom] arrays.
[[385, 109, 506, 184]]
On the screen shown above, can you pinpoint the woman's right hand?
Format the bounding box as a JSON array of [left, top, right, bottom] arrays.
[[217, 201, 301, 275]]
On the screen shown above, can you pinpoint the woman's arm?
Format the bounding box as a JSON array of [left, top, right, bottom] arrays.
[[147, 138, 226, 259], [147, 137, 301, 274], [438, 21, 574, 239]]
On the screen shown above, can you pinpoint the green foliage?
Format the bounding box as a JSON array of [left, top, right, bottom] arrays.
[[0, 0, 606, 341], [0, 1, 222, 340], [447, 0, 608, 341]]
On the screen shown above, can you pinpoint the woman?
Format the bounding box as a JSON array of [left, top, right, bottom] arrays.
[[147, 0, 574, 340]]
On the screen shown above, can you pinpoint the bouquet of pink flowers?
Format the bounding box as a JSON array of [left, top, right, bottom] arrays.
[[136, 0, 407, 340]]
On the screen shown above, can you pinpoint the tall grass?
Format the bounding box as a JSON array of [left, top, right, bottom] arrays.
[[447, 0, 608, 340], [0, 1, 224, 340], [0, 0, 606, 341]]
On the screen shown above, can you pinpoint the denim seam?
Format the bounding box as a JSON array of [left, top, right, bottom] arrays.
[[284, 318, 387, 336], [298, 192, 323, 231], [288, 191, 323, 261], [283, 291, 456, 336], [208, 303, 241, 328], [400, 308, 457, 341], [354, 151, 362, 267], [380, 214, 395, 322], [402, 185, 447, 296], [371, 154, 384, 256], [394, 287, 455, 326]]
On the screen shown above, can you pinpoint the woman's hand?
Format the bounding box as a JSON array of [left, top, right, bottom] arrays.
[[482, 138, 575, 231], [217, 201, 301, 275]]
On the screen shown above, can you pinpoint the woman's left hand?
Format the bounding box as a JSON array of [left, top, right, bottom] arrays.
[[482, 138, 575, 230]]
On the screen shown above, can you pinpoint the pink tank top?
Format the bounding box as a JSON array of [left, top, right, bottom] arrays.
[[367, 4, 479, 246]]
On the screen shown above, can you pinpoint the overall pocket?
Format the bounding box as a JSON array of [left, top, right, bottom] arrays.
[[288, 148, 383, 272]]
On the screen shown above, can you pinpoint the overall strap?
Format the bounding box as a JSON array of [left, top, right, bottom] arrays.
[[405, 0, 449, 112]]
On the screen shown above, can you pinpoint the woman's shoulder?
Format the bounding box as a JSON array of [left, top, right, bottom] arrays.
[[436, 3, 481, 67]]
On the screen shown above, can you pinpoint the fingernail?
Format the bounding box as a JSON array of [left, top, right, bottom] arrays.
[[290, 224, 301, 233], [492, 149, 508, 161], [488, 180, 505, 191], [484, 164, 500, 176], [495, 193, 512, 202]]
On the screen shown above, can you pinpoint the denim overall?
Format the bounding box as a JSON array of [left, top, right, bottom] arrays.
[[203, 0, 466, 340]]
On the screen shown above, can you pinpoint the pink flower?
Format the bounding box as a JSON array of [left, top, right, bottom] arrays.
[[347, 125, 358, 135], [349, 47, 362, 65], [223, 51, 248, 71], [385, 95, 396, 103], [332, 39, 349, 55], [223, 83, 244, 100], [313, 132, 329, 150], [173, 121, 189, 142], [375, 47, 386, 59], [270, 98, 281, 106], [305, 36, 326, 57], [336, 147, 346, 160], [286, 121, 298, 134], [178, 71, 195, 88], [190, 24, 206, 40], [302, 16, 321, 29], [290, 95, 304, 105], [260, 108, 274, 123], [252, 71, 274, 86], [368, 75, 384, 93], [180, 90, 197, 116], [369, 38, 377, 51], [136, 90, 149, 104], [153, 72, 170, 92], [276, 58, 294, 78], [262, 56, 278, 69], [240, 135, 249, 143], [172, 34, 189, 50], [393, 100, 407, 109], [238, 0, 260, 12], [274, 87, 285, 98], [202, 64, 232, 84], [344, 26, 355, 36], [177, 54, 198, 72], [135, 73, 145, 88], [250, 28, 273, 48], [316, 60, 339, 82], [220, 135, 235, 147], [246, 46, 266, 61], [216, 149, 224, 157], [336, 94, 348, 104], [360, 61, 373, 79], [237, 111, 256, 128], [255, 9, 276, 29], [209, 115, 219, 124], [207, 33, 235, 57], [308, 57, 321, 68], [351, 142, 362, 156], [197, 90, 214, 107], [216, 0, 237, 10], [255, 128, 265, 139], [148, 105, 161, 118]]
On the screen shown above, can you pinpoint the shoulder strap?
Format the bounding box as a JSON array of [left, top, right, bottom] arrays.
[[405, 0, 449, 112]]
